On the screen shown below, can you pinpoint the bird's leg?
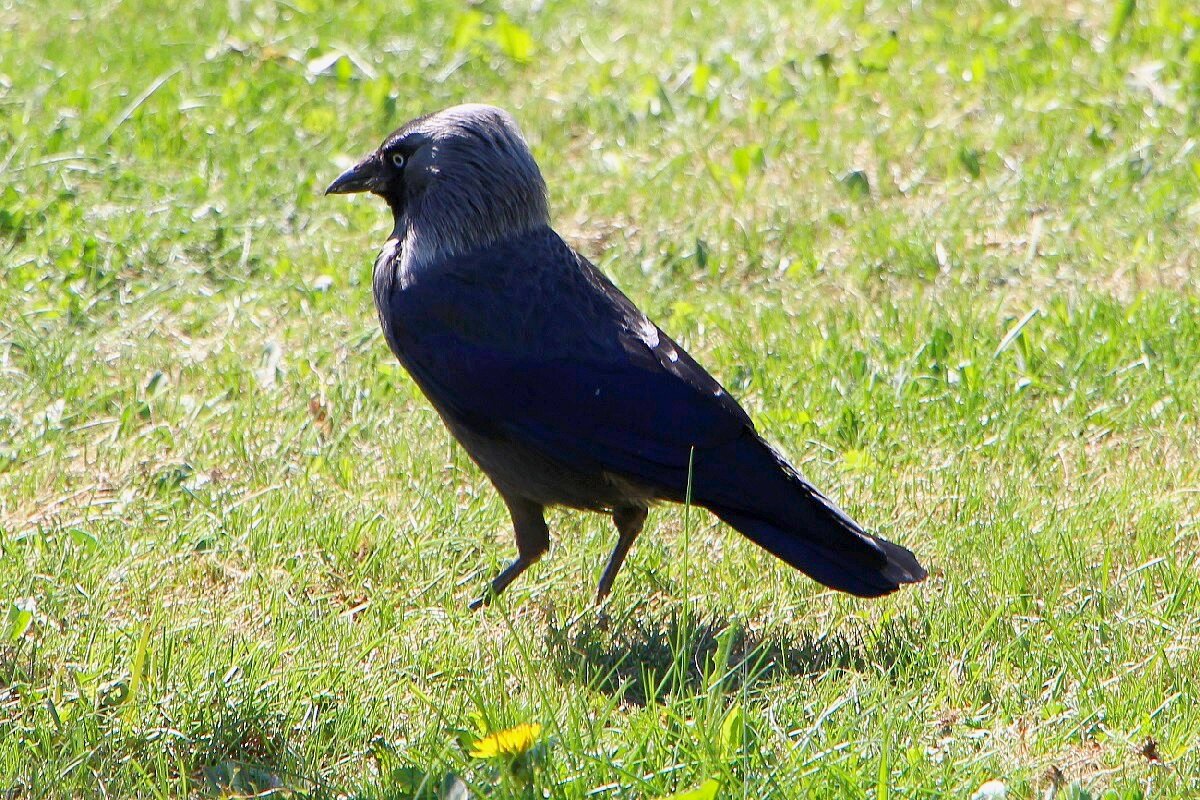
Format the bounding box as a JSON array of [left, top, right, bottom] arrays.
[[470, 496, 549, 610], [596, 505, 648, 603]]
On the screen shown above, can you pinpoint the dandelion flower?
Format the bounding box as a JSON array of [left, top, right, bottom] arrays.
[[469, 723, 543, 759]]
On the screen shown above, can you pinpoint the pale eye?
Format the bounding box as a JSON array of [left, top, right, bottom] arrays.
[[390, 152, 405, 168]]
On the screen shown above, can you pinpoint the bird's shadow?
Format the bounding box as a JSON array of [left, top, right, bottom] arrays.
[[542, 601, 926, 706]]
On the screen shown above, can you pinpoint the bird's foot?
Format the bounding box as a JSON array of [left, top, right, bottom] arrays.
[[469, 554, 539, 610], [592, 588, 615, 630]]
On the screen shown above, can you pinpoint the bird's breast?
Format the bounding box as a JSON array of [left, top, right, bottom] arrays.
[[372, 238, 410, 356], [371, 238, 402, 295]]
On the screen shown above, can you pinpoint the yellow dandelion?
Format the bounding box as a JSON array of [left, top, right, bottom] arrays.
[[469, 722, 543, 759]]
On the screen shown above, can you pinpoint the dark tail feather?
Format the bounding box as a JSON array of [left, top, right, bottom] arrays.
[[712, 508, 926, 597], [695, 432, 927, 597]]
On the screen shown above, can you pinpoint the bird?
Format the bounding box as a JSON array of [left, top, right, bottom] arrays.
[[325, 103, 927, 609]]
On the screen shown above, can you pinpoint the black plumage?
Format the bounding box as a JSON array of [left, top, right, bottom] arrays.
[[326, 104, 927, 607]]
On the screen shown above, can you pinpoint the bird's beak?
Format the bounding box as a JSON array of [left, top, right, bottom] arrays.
[[325, 153, 382, 195]]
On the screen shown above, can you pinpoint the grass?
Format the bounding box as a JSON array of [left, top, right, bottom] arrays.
[[1, 0, 1198, 796]]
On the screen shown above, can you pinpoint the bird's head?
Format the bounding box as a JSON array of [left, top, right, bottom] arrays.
[[326, 104, 549, 259]]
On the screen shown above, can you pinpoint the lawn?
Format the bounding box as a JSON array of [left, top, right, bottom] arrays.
[[1, 0, 1198, 797]]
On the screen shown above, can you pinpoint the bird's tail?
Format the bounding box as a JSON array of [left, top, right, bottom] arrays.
[[695, 432, 927, 597]]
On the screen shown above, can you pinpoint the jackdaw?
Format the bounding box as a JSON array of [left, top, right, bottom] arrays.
[[326, 104, 926, 608]]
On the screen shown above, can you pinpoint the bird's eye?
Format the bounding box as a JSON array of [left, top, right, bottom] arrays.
[[390, 152, 405, 168]]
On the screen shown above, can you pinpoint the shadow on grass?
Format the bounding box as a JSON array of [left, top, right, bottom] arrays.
[[543, 603, 928, 706]]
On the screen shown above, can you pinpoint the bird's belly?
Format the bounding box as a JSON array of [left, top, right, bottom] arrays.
[[444, 417, 658, 511]]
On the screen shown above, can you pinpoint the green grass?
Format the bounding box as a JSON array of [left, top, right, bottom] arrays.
[[2, 0, 1199, 796]]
